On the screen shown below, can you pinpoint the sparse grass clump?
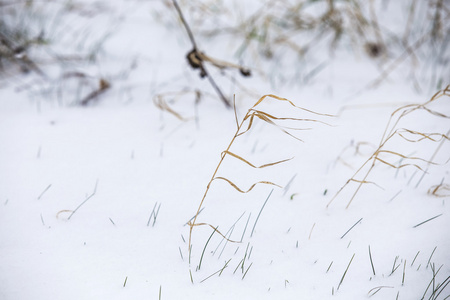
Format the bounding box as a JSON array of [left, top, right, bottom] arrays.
[[328, 85, 450, 208], [186, 94, 333, 277]]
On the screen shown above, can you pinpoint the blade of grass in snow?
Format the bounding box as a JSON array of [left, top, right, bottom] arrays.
[[200, 259, 231, 283], [340, 218, 363, 239], [282, 173, 297, 196], [179, 247, 184, 261], [198, 226, 218, 270], [67, 179, 98, 220], [390, 256, 400, 276], [422, 263, 443, 299], [240, 213, 251, 242], [213, 212, 245, 256], [250, 189, 273, 237], [326, 261, 333, 273], [402, 260, 406, 285], [413, 214, 443, 228], [337, 254, 355, 290], [309, 223, 316, 240], [389, 190, 402, 202], [427, 246, 437, 269], [242, 262, 253, 280], [37, 184, 52, 200], [411, 251, 420, 266], [431, 276, 450, 299], [367, 286, 394, 297], [369, 245, 376, 276]]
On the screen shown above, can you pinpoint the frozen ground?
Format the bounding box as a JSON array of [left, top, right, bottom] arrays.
[[0, 1, 449, 299]]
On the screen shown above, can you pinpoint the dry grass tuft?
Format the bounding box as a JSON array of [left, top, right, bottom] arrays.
[[328, 85, 450, 208], [428, 183, 450, 198], [187, 94, 333, 255]]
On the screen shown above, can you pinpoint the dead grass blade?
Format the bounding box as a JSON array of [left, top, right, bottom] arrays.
[[153, 93, 188, 121], [428, 183, 450, 198], [213, 177, 282, 193], [187, 222, 239, 244], [80, 78, 110, 106], [222, 150, 293, 169]]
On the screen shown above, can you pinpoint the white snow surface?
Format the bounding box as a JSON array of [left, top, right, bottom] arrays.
[[0, 1, 449, 299]]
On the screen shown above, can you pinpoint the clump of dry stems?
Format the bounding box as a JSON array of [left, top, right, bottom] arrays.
[[327, 85, 450, 209], [176, 0, 448, 91], [187, 94, 333, 252], [171, 0, 251, 108]]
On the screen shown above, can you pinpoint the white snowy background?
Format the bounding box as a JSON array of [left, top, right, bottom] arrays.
[[0, 0, 449, 299]]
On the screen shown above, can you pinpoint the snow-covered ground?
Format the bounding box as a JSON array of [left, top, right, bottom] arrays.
[[1, 1, 449, 299]]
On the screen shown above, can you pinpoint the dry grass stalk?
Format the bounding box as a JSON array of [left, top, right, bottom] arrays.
[[187, 94, 333, 252], [327, 85, 450, 209], [428, 183, 450, 198], [153, 90, 202, 121], [80, 78, 110, 106], [171, 0, 250, 108]]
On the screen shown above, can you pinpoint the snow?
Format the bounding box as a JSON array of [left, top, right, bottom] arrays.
[[0, 1, 449, 299]]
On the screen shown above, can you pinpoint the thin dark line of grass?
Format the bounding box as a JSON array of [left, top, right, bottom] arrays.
[[240, 213, 251, 242], [199, 260, 232, 282], [282, 173, 297, 196], [189, 244, 192, 265], [241, 242, 250, 273], [219, 230, 236, 259], [214, 212, 245, 256], [37, 184, 52, 200], [402, 260, 406, 285], [250, 189, 273, 237], [427, 246, 437, 268], [152, 203, 162, 227], [431, 276, 450, 300], [179, 247, 184, 261], [413, 214, 443, 228], [234, 259, 244, 274], [171, 0, 231, 108], [369, 245, 376, 276], [185, 207, 205, 226], [147, 202, 158, 226], [219, 259, 232, 276], [200, 269, 222, 283], [368, 286, 394, 297], [171, 0, 197, 50], [340, 218, 363, 239], [390, 256, 400, 276], [242, 262, 253, 280], [337, 253, 355, 290], [68, 179, 98, 220], [411, 251, 420, 266], [389, 190, 402, 202], [326, 261, 333, 273], [422, 263, 443, 299], [198, 226, 218, 270]]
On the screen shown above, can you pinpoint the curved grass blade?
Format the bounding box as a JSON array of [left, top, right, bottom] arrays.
[[213, 177, 282, 193], [222, 150, 293, 169]]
